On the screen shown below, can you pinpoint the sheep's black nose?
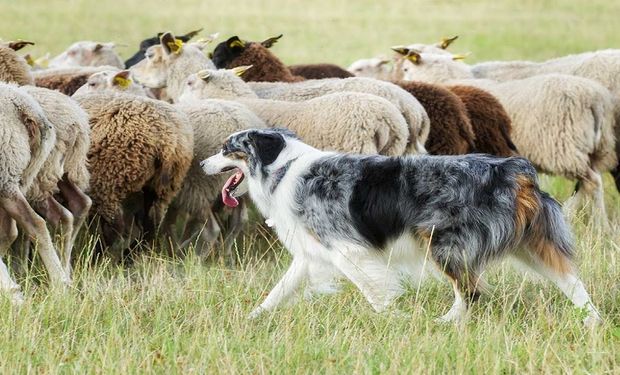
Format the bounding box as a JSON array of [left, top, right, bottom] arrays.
[[200, 160, 206, 168]]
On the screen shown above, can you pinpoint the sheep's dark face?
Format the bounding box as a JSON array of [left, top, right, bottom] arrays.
[[211, 36, 247, 68]]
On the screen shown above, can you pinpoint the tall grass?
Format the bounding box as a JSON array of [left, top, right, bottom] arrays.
[[0, 0, 619, 372]]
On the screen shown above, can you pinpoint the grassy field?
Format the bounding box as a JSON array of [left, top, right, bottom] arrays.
[[2, 0, 620, 373]]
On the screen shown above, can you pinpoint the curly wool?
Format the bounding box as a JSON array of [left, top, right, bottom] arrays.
[[448, 85, 518, 157], [0, 46, 34, 85], [396, 81, 475, 155], [73, 92, 193, 224], [288, 63, 354, 79]]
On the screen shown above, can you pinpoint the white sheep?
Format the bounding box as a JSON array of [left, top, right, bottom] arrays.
[[21, 86, 91, 275], [0, 83, 70, 303], [249, 77, 430, 154], [179, 67, 411, 156], [73, 69, 151, 97], [131, 32, 215, 102], [49, 41, 124, 69], [392, 50, 618, 228]]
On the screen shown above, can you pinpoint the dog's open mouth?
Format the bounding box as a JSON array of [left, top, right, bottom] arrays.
[[222, 168, 245, 208]]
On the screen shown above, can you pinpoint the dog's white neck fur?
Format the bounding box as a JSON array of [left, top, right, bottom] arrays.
[[247, 138, 326, 220]]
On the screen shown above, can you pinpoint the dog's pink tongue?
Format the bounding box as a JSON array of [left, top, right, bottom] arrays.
[[222, 172, 240, 208]]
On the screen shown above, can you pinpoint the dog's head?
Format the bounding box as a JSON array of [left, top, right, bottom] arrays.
[[200, 128, 297, 207]]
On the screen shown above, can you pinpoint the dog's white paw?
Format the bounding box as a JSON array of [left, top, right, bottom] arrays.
[[248, 306, 265, 319], [583, 313, 603, 328]]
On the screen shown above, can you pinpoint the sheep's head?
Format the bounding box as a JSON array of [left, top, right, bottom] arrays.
[[49, 41, 124, 69], [211, 34, 283, 69], [178, 66, 253, 102], [125, 27, 205, 67], [392, 47, 471, 83], [347, 57, 393, 79], [395, 35, 459, 56], [74, 69, 148, 97], [131, 31, 215, 93]]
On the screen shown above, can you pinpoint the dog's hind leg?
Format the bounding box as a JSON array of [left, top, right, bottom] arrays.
[[249, 257, 308, 319], [333, 248, 403, 312], [511, 250, 601, 327]]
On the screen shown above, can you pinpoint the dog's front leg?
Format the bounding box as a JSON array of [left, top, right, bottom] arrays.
[[249, 257, 308, 319]]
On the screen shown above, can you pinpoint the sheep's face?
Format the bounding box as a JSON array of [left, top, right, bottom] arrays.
[[49, 41, 120, 68], [179, 68, 249, 101], [393, 51, 471, 83], [347, 58, 392, 79], [211, 36, 247, 68], [74, 70, 143, 96], [131, 45, 168, 88]]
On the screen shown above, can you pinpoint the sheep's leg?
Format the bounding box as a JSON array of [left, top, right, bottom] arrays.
[[0, 208, 23, 304], [57, 177, 92, 250], [38, 197, 74, 277], [180, 212, 221, 258], [222, 199, 248, 264], [0, 192, 69, 286], [161, 203, 184, 246], [569, 169, 608, 231]]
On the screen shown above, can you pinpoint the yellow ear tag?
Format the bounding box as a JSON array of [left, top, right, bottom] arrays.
[[230, 40, 245, 49], [167, 39, 184, 54], [24, 54, 35, 66], [406, 54, 420, 63], [114, 76, 131, 89], [452, 53, 468, 61]]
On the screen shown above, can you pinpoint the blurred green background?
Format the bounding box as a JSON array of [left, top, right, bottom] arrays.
[[4, 0, 620, 65]]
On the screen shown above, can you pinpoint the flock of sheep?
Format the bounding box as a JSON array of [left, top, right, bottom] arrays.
[[0, 31, 618, 303]]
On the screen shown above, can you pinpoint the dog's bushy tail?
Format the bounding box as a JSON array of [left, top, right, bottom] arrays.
[[525, 191, 574, 274]]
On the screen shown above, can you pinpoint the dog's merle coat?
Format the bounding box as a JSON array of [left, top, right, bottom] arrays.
[[201, 128, 600, 324]]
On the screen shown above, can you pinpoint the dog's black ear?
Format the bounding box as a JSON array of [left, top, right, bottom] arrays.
[[248, 131, 285, 166]]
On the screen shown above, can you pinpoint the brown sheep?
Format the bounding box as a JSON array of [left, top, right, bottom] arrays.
[[289, 63, 354, 79], [396, 81, 475, 155], [211, 35, 304, 82], [448, 85, 518, 157], [34, 66, 116, 96], [73, 91, 193, 249]]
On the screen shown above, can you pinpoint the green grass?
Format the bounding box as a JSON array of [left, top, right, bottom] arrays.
[[2, 0, 620, 373]]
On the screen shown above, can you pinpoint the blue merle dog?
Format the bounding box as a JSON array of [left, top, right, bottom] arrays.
[[201, 128, 600, 325]]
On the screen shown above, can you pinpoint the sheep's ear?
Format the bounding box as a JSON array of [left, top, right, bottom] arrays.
[[160, 32, 183, 55], [405, 50, 422, 64], [112, 70, 132, 88], [181, 28, 204, 41], [227, 36, 246, 50], [378, 59, 391, 66], [197, 69, 211, 81], [8, 40, 35, 51], [93, 43, 104, 52], [391, 46, 410, 56], [230, 65, 252, 77], [261, 34, 283, 48], [452, 53, 469, 61], [24, 54, 35, 66], [439, 35, 458, 49]]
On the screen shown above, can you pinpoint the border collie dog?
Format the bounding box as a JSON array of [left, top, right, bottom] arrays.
[[201, 128, 600, 325]]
